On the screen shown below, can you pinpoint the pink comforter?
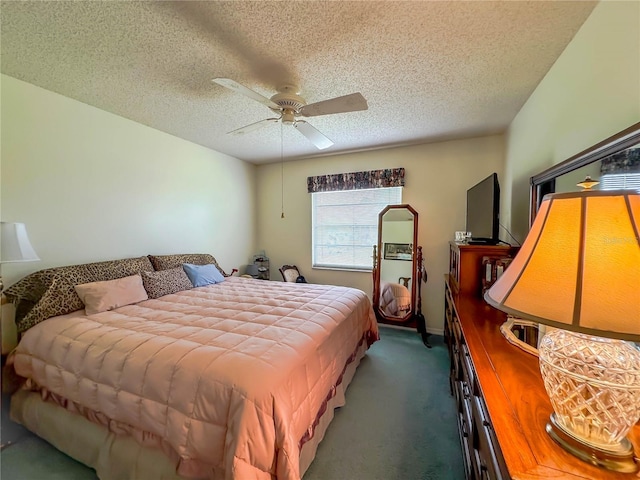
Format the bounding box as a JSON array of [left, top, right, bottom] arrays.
[[12, 277, 378, 479]]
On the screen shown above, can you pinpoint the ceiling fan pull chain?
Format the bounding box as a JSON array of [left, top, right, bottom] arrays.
[[281, 122, 285, 219]]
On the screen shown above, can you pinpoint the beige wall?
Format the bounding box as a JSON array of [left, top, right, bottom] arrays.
[[503, 0, 640, 240], [1, 74, 257, 287], [256, 135, 505, 334]]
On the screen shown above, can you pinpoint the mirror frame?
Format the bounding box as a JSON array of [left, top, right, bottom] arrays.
[[530, 122, 640, 225], [372, 204, 419, 326]]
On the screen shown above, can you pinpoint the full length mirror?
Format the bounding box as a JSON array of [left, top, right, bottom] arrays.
[[530, 122, 640, 224], [372, 204, 419, 327]]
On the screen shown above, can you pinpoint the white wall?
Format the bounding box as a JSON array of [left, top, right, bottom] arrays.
[[1, 74, 257, 287], [503, 0, 640, 240], [256, 135, 505, 334]]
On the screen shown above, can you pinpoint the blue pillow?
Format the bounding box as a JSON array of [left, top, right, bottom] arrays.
[[182, 263, 225, 287]]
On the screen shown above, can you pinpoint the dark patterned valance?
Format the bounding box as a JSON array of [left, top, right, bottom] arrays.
[[307, 168, 405, 193], [600, 147, 640, 174]]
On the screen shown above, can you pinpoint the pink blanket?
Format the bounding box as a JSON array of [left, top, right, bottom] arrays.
[[12, 277, 378, 479]]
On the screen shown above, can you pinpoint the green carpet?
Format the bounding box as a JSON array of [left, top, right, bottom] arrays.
[[304, 328, 462, 480], [1, 327, 463, 480]]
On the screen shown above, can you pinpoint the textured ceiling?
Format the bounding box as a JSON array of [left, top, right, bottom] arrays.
[[1, 1, 596, 164]]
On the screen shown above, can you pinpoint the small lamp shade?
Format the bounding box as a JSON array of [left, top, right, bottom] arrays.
[[245, 264, 259, 277], [1, 222, 40, 263]]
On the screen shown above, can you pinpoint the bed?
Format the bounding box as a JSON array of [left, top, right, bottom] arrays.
[[4, 254, 379, 480]]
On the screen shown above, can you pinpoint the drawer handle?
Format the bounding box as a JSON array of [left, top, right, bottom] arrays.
[[480, 463, 490, 480], [461, 418, 469, 438], [463, 383, 471, 399]]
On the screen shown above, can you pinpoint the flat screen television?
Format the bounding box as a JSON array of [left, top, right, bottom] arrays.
[[465, 173, 500, 244]]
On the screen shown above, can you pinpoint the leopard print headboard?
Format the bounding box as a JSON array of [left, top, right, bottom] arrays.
[[148, 253, 231, 276], [4, 256, 154, 333], [5, 253, 233, 334]]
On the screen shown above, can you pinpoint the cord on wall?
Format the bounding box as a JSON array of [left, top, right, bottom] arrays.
[[499, 222, 521, 246]]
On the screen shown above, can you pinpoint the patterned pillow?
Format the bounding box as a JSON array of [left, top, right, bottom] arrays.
[[4, 256, 155, 333], [141, 267, 193, 299], [148, 253, 228, 276]]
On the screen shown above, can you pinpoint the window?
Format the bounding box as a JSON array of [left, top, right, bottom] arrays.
[[312, 187, 402, 270], [600, 172, 640, 193]]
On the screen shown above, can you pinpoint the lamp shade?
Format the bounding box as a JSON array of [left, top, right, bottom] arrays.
[[484, 190, 640, 342], [1, 222, 40, 263], [245, 264, 259, 277]]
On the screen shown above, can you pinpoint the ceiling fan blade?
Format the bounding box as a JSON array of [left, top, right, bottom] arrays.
[[212, 78, 280, 110], [299, 93, 368, 117], [294, 121, 334, 150], [227, 117, 279, 136]]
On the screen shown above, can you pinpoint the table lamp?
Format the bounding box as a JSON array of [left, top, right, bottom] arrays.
[[245, 264, 259, 278], [1, 222, 40, 291], [484, 189, 640, 472]]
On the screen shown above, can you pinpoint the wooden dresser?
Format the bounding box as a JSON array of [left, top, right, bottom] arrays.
[[444, 276, 640, 479]]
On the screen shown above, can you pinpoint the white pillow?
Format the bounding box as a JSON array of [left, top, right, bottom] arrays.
[[75, 274, 148, 315]]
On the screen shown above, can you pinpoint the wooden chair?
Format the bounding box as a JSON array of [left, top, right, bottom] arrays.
[[279, 265, 305, 283]]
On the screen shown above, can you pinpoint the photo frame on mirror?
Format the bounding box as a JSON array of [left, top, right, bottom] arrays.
[[384, 243, 413, 261]]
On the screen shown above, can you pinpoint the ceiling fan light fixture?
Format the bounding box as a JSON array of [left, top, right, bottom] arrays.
[[281, 109, 296, 125], [270, 92, 306, 113]]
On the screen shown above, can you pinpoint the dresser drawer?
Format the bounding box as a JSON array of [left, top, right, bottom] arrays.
[[461, 343, 476, 395], [450, 323, 463, 386], [472, 395, 508, 480], [458, 389, 474, 480], [458, 412, 474, 479]]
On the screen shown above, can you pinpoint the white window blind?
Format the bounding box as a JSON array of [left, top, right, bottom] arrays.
[[600, 172, 640, 193], [312, 187, 402, 270]]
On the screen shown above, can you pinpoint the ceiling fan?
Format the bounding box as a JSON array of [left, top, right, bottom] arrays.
[[212, 78, 368, 150]]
